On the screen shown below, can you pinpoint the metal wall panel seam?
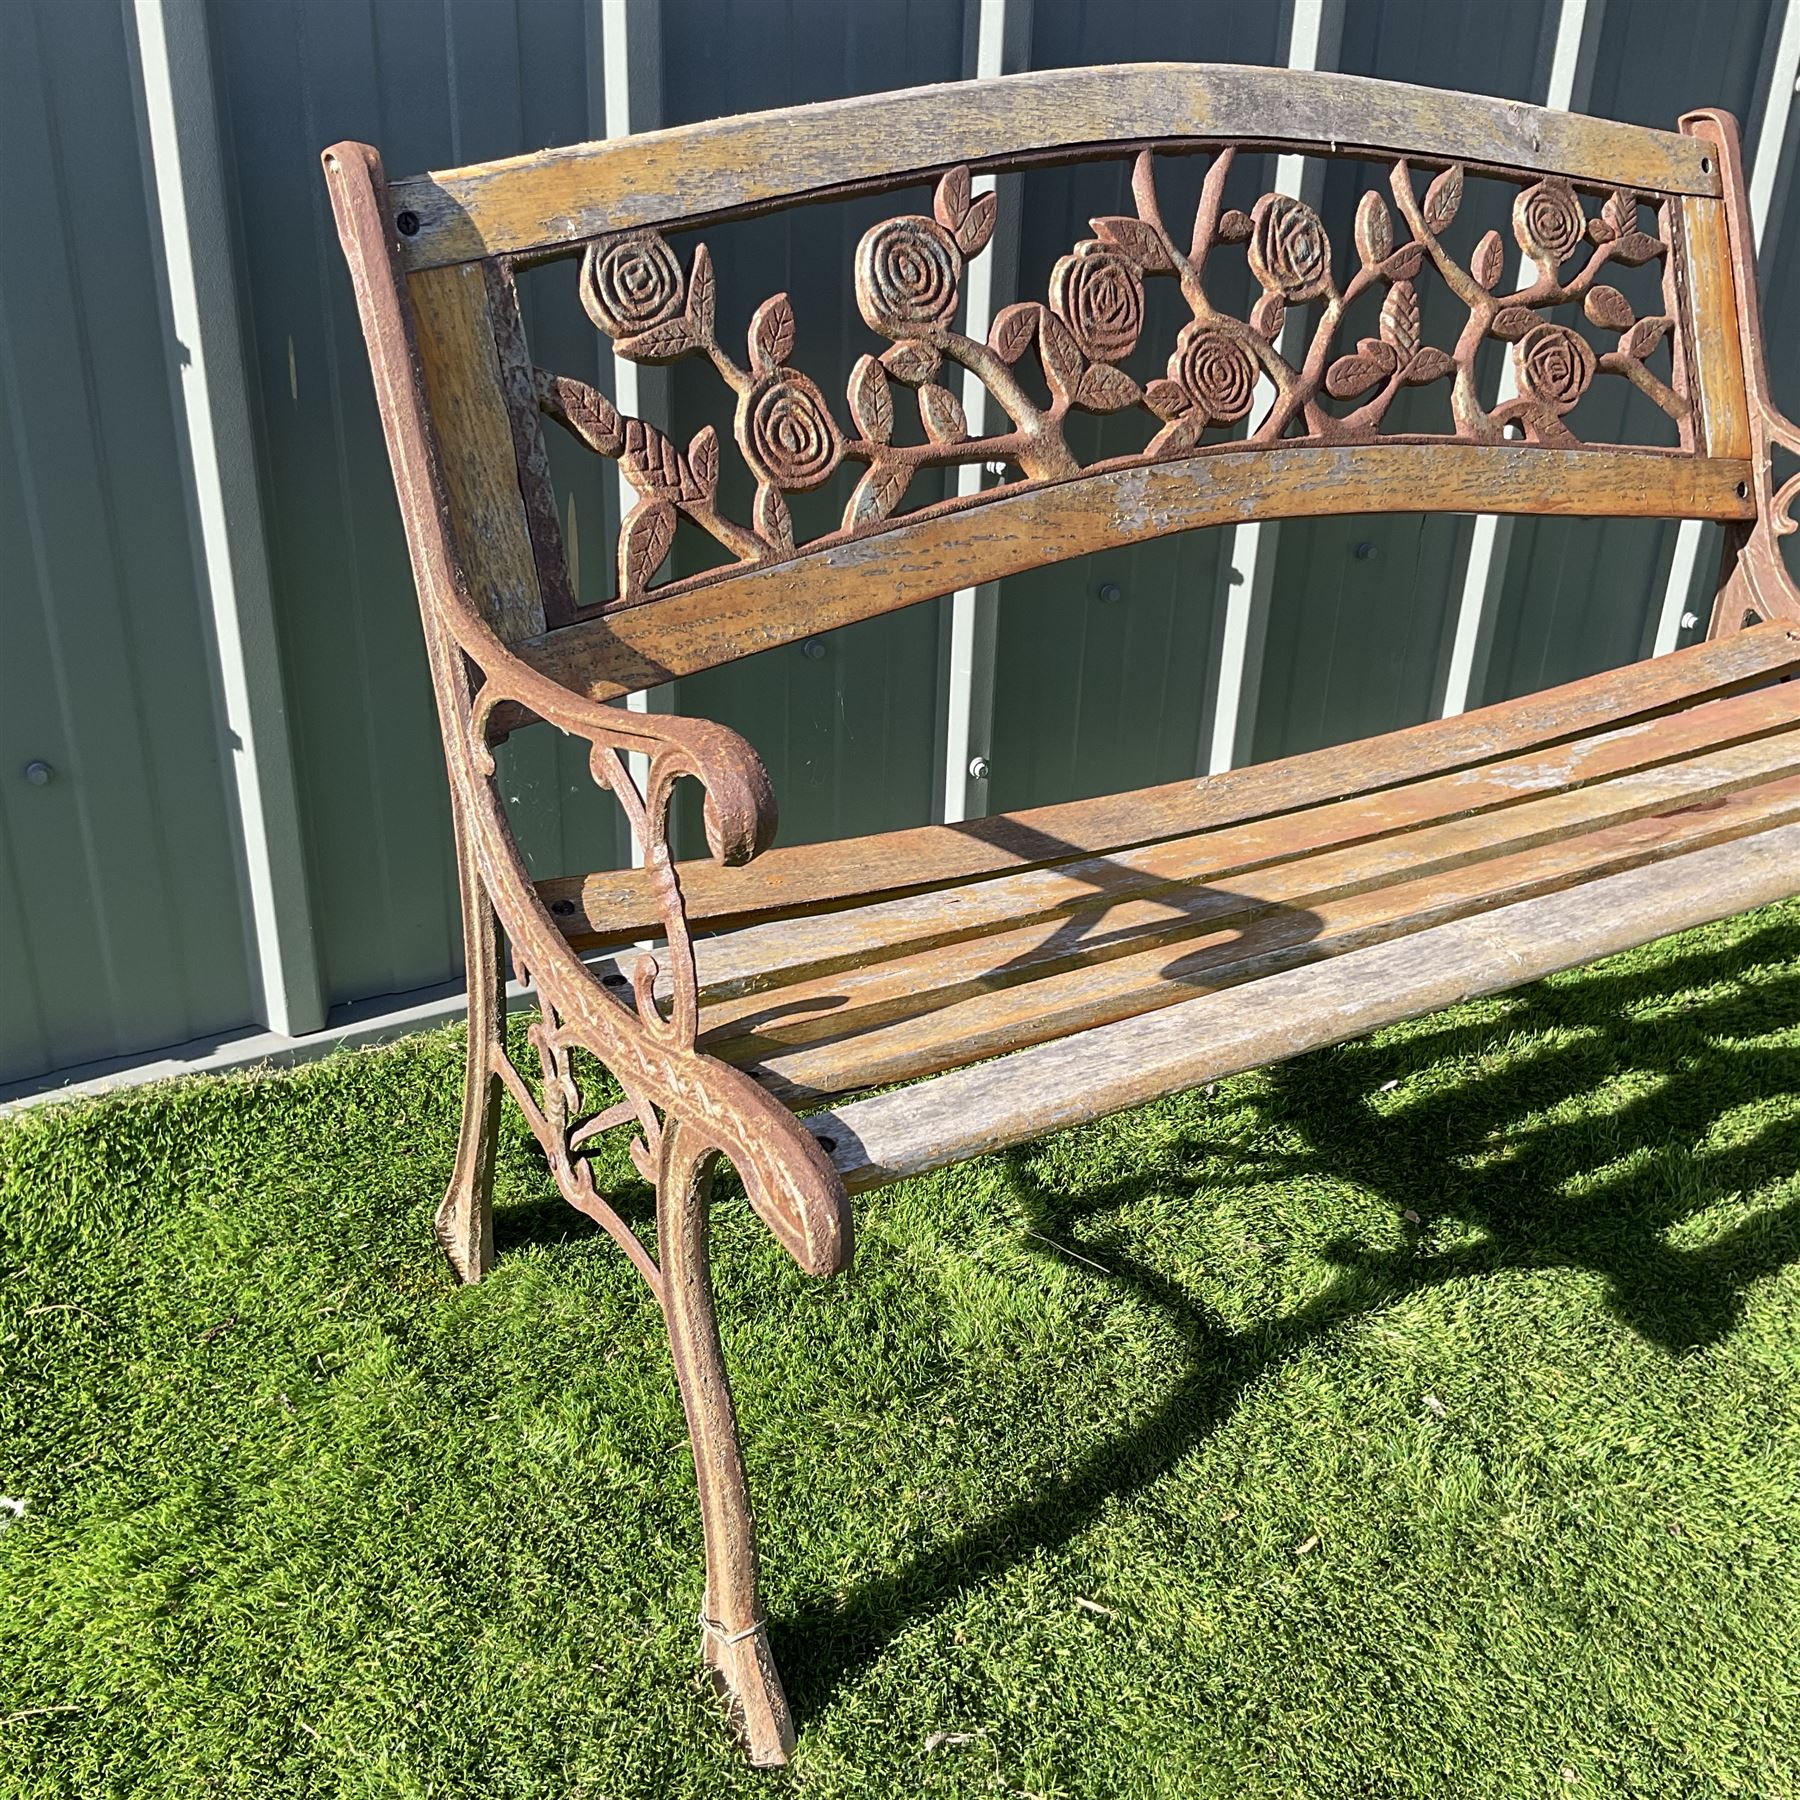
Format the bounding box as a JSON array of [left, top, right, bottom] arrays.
[[1203, 0, 1347, 776], [940, 0, 1033, 825], [128, 0, 326, 1036], [1650, 0, 1799, 657], [1437, 0, 1607, 717], [596, 0, 675, 868]]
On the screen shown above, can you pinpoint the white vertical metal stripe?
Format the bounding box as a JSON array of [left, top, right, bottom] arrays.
[[1204, 0, 1346, 775], [596, 0, 672, 864], [939, 0, 1032, 824], [1650, 0, 1800, 658], [128, 0, 326, 1036], [1745, 0, 1800, 230], [1438, 0, 1606, 717]]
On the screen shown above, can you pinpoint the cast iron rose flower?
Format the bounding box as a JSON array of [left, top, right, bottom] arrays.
[[1513, 179, 1587, 268], [1515, 321, 1596, 413], [582, 232, 685, 338], [737, 368, 842, 490], [855, 217, 962, 336], [1049, 248, 1145, 362], [1248, 194, 1331, 302], [1169, 324, 1259, 423]]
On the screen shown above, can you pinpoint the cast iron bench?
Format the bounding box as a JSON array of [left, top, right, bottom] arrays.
[[326, 65, 1800, 1765]]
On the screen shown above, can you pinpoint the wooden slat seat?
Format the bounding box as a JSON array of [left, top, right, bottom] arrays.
[[809, 819, 1800, 1194], [540, 621, 1800, 948], [580, 625, 1800, 1108]]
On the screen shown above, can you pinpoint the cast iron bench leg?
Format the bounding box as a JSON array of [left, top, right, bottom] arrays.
[[437, 819, 503, 1283], [659, 1118, 797, 1766]]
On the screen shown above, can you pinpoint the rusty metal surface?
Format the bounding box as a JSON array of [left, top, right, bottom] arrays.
[[1686, 109, 1800, 636], [324, 135, 836, 1764], [321, 84, 1786, 1769], [534, 150, 1693, 610]]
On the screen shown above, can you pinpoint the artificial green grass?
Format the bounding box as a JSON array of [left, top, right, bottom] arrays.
[[3, 901, 1799, 1799]]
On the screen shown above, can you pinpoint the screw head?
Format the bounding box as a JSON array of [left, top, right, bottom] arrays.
[[967, 755, 991, 782], [1353, 541, 1377, 560], [802, 637, 826, 660], [23, 760, 52, 786], [1680, 612, 1700, 632], [1097, 582, 1123, 604], [395, 209, 421, 237]]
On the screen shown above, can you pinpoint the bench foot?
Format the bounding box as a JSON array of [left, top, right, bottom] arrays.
[[701, 1611, 795, 1768], [437, 829, 503, 1283], [660, 1120, 797, 1767]]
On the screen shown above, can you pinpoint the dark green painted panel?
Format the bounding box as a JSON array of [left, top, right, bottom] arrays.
[[1252, 0, 1550, 762], [0, 0, 253, 1081], [661, 1, 966, 849], [211, 0, 597, 1001]]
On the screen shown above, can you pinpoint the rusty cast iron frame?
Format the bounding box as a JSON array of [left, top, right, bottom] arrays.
[[323, 89, 1798, 1768], [325, 140, 848, 1761], [1688, 109, 1800, 634]]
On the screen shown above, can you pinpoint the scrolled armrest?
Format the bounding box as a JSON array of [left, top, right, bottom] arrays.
[[446, 607, 777, 867], [432, 606, 848, 1279]]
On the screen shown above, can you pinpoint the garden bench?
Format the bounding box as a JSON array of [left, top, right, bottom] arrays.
[[325, 65, 1800, 1764]]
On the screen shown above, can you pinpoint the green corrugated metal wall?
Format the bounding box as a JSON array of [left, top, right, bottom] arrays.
[[1, 0, 255, 1079], [2, 0, 1795, 1089]]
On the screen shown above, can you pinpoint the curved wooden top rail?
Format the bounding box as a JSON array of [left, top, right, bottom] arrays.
[[515, 442, 1755, 703], [388, 63, 1722, 271]]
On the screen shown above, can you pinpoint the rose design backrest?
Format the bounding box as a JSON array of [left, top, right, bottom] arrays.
[[340, 65, 1785, 705]]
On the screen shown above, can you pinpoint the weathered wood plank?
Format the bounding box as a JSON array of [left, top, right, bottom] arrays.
[[695, 735, 1800, 1053], [483, 262, 577, 628], [517, 447, 1757, 705], [408, 262, 547, 643], [718, 774, 1800, 1101], [1674, 195, 1752, 463], [538, 621, 1800, 947], [809, 820, 1800, 1193], [672, 685, 1800, 1004], [386, 65, 1720, 270]]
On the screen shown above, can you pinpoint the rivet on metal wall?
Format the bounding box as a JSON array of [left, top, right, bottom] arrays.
[[23, 760, 54, 787], [967, 755, 991, 781], [1097, 582, 1123, 603], [802, 638, 826, 660], [1353, 541, 1377, 560]]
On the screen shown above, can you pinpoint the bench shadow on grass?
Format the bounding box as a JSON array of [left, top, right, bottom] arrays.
[[772, 914, 1800, 1720]]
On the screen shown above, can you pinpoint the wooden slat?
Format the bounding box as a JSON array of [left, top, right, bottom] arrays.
[[696, 734, 1800, 1057], [386, 65, 1720, 270], [539, 621, 1800, 946], [483, 262, 577, 628], [408, 263, 546, 643], [810, 821, 1800, 1193], [1675, 194, 1752, 462], [718, 772, 1800, 1102], [517, 447, 1757, 705], [672, 682, 1800, 1003]]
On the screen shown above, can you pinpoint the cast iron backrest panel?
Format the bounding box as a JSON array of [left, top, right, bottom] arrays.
[[381, 66, 1758, 698]]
